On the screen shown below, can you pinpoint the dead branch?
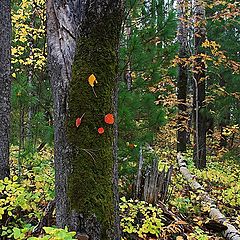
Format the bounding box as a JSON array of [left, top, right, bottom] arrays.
[[32, 199, 56, 235]]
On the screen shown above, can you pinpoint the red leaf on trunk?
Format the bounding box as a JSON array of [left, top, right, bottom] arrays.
[[75, 113, 85, 128], [104, 113, 114, 124], [76, 118, 81, 127], [98, 127, 104, 134]]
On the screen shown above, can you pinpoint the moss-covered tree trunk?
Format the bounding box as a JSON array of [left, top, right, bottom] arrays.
[[47, 0, 123, 239], [0, 0, 11, 180]]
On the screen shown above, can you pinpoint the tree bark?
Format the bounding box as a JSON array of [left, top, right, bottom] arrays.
[[177, 0, 189, 153], [0, 0, 11, 180], [47, 0, 123, 239], [193, 0, 206, 168]]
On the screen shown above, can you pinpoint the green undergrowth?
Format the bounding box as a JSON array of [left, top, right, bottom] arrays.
[[120, 197, 164, 239], [0, 147, 55, 239], [1, 146, 239, 239]]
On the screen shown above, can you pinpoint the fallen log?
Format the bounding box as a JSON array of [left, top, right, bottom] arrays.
[[177, 152, 240, 240]]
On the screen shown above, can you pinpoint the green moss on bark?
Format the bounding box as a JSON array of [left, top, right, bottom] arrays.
[[66, 9, 122, 239]]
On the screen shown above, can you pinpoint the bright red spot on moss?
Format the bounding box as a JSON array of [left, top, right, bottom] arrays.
[[104, 113, 114, 124], [98, 127, 104, 134], [76, 117, 81, 127], [75, 113, 85, 128]]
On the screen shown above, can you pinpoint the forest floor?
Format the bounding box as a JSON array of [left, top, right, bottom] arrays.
[[164, 149, 240, 240], [120, 145, 240, 240], [0, 144, 239, 239]]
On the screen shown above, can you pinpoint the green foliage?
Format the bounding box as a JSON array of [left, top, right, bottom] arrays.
[[205, 0, 240, 126], [118, 0, 177, 196], [2, 146, 238, 240], [171, 197, 193, 215], [28, 227, 76, 240], [187, 226, 210, 240], [0, 148, 54, 238], [179, 151, 240, 208], [118, 82, 166, 145], [169, 149, 240, 237], [6, 226, 32, 240], [4, 226, 76, 240], [120, 197, 164, 239], [191, 158, 240, 208], [11, 0, 53, 148]]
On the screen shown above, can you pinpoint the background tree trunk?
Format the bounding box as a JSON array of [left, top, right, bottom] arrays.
[[177, 0, 189, 153], [47, 0, 123, 239], [193, 0, 206, 169], [0, 0, 11, 180], [219, 77, 230, 148]]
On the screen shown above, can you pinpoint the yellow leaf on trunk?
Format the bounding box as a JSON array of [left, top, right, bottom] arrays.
[[88, 74, 97, 87]]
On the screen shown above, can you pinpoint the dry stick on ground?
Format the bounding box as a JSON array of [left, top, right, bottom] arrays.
[[32, 199, 56, 235], [157, 201, 193, 236], [177, 152, 240, 240]]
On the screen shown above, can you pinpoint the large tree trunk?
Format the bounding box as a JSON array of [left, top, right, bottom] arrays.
[[177, 0, 189, 153], [0, 0, 11, 180], [193, 0, 206, 168], [47, 1, 123, 239]]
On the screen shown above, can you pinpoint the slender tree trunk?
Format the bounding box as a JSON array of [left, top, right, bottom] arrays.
[[47, 1, 123, 239], [193, 0, 206, 168], [113, 72, 121, 238], [124, 24, 132, 91], [27, 11, 36, 144], [219, 77, 230, 148], [18, 104, 25, 179], [0, 0, 11, 180], [177, 0, 188, 153]]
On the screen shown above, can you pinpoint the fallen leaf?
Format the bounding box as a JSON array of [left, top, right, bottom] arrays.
[[128, 143, 135, 149], [176, 236, 184, 240], [175, 220, 187, 225]]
